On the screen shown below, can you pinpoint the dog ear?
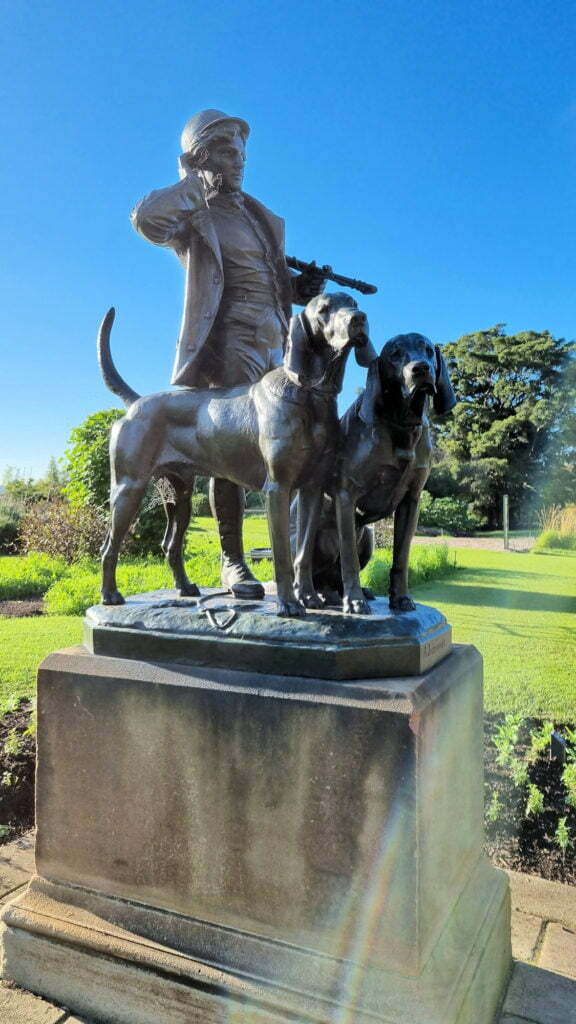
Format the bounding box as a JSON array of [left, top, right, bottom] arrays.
[[433, 345, 457, 415], [358, 357, 382, 424], [284, 314, 310, 381], [354, 334, 378, 368]]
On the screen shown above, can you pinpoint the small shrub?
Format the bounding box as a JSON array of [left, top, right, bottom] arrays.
[[418, 493, 484, 535], [360, 543, 456, 596], [525, 783, 545, 817], [20, 500, 108, 562], [191, 493, 211, 517], [0, 513, 21, 554], [532, 529, 576, 552], [0, 552, 69, 600]]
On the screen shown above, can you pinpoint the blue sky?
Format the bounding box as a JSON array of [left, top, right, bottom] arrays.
[[1, 0, 575, 480]]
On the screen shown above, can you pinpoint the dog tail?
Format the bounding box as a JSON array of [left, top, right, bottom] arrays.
[[97, 308, 140, 407]]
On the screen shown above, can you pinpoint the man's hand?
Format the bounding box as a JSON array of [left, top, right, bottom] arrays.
[[292, 261, 326, 304]]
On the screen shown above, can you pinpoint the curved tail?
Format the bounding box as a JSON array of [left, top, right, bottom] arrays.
[[97, 308, 141, 407]]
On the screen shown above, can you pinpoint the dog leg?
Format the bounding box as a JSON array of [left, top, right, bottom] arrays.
[[334, 487, 371, 615], [165, 482, 200, 597], [101, 479, 147, 605], [390, 493, 420, 611], [266, 483, 305, 618], [293, 486, 324, 609]]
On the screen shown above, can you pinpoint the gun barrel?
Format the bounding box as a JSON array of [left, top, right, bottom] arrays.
[[286, 257, 377, 296]]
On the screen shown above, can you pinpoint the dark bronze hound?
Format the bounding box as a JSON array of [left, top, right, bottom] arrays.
[[97, 292, 375, 618], [304, 333, 457, 612]]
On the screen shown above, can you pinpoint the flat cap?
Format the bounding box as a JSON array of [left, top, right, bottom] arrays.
[[180, 109, 250, 152]]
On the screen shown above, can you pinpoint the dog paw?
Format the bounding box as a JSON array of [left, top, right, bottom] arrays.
[[277, 599, 307, 619], [101, 589, 125, 606], [343, 595, 371, 615], [179, 582, 200, 597], [390, 595, 416, 612], [295, 588, 325, 610]]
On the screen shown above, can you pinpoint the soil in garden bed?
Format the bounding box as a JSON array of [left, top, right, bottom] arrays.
[[0, 599, 44, 617], [0, 700, 35, 845], [484, 714, 576, 885]]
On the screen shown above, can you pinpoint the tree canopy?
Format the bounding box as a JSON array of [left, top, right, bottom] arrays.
[[431, 326, 575, 526]]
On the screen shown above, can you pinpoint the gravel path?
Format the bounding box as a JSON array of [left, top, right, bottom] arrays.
[[413, 535, 535, 552]]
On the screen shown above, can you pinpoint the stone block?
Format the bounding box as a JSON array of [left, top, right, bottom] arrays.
[[0, 981, 66, 1023], [502, 960, 576, 1024], [1, 643, 510, 1023], [511, 910, 542, 962], [539, 922, 576, 980]]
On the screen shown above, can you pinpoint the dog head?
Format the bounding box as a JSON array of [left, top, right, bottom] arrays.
[[359, 333, 457, 423], [285, 292, 377, 381]]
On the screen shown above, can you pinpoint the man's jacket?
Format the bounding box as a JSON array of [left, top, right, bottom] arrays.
[[131, 177, 293, 387]]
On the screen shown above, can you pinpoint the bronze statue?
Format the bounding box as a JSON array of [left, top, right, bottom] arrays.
[[98, 293, 375, 617], [131, 109, 325, 600], [303, 334, 456, 612]]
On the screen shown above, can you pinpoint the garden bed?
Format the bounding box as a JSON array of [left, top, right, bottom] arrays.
[[0, 699, 35, 843]]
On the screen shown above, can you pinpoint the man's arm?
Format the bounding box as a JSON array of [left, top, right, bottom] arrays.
[[130, 173, 206, 250]]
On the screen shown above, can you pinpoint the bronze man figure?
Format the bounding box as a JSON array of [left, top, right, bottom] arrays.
[[131, 109, 323, 599]]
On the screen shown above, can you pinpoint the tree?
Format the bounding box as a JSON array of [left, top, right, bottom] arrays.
[[432, 326, 575, 527]]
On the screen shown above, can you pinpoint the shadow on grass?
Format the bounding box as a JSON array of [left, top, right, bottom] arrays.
[[418, 578, 576, 614]]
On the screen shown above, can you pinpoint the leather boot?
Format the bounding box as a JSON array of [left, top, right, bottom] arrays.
[[209, 478, 265, 600]]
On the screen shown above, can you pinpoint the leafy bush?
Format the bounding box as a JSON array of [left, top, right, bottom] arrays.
[[360, 543, 456, 596], [418, 493, 484, 535], [0, 513, 21, 554], [191, 493, 211, 517], [0, 553, 69, 600], [20, 500, 108, 563]]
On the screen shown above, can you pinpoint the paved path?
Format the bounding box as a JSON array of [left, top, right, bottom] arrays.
[[1, 833, 575, 1022], [413, 534, 536, 552]]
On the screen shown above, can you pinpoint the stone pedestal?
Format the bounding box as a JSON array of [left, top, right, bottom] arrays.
[[1, 638, 511, 1022]]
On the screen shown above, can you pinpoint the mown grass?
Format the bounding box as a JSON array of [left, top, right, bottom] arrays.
[[1, 520, 574, 719], [415, 548, 576, 719]]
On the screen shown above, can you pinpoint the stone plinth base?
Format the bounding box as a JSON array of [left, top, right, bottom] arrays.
[[1, 644, 510, 1023]]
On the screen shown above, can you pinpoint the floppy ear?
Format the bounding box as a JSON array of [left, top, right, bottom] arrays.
[[358, 357, 382, 424], [354, 334, 378, 368], [433, 345, 457, 415], [284, 313, 310, 381]]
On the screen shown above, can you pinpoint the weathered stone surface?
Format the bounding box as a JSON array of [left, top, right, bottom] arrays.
[[0, 835, 35, 899], [511, 909, 543, 962], [507, 868, 576, 930], [0, 981, 66, 1023], [0, 642, 510, 1022], [539, 922, 576, 980], [502, 960, 576, 1023], [85, 589, 451, 679]]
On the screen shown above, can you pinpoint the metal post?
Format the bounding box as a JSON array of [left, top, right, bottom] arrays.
[[503, 494, 509, 550]]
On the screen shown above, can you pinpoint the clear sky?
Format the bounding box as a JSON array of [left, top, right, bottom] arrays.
[[1, 0, 575, 480]]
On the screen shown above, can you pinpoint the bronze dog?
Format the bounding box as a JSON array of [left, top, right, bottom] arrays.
[[97, 292, 375, 617], [305, 333, 456, 612]]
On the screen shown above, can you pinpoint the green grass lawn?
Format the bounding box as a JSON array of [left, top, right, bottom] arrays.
[[414, 549, 576, 720], [1, 519, 574, 720]]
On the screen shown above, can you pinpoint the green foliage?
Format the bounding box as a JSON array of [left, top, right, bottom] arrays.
[[3, 729, 22, 756], [562, 761, 576, 809], [191, 492, 211, 517], [63, 409, 123, 509], [533, 530, 576, 552], [525, 783, 545, 817], [554, 817, 572, 856], [360, 543, 457, 595], [418, 493, 484, 534], [528, 721, 553, 762], [510, 758, 529, 789], [0, 552, 68, 600], [486, 790, 504, 823], [437, 326, 576, 527], [493, 714, 523, 767], [0, 512, 20, 554]]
